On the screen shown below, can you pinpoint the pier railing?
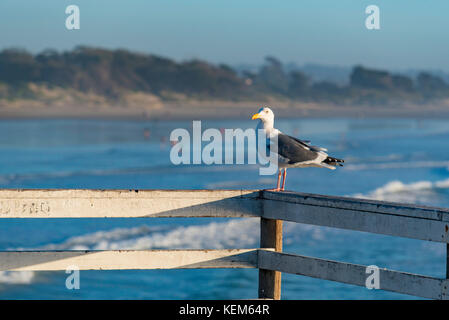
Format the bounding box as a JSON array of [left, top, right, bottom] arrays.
[[1, 189, 449, 300]]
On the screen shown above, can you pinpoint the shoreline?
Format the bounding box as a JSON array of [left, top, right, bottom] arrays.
[[1, 101, 449, 120]]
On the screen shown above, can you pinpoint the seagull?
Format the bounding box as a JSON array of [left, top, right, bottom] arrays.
[[251, 106, 344, 191]]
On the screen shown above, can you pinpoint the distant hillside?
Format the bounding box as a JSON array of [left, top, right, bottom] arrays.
[[0, 47, 449, 109], [285, 63, 352, 85]]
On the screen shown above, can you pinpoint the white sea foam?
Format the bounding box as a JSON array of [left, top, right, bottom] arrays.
[[0, 219, 258, 285], [0, 217, 333, 285], [353, 178, 449, 204], [70, 219, 261, 251], [0, 271, 35, 285]]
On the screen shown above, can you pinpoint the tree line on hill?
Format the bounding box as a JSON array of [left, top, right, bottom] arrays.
[[0, 46, 448, 105]]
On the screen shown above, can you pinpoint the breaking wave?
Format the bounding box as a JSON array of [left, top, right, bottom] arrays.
[[353, 178, 449, 204], [0, 271, 34, 285], [0, 217, 331, 285], [0, 219, 258, 285]]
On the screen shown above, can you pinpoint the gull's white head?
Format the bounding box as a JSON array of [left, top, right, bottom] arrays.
[[251, 106, 274, 124]]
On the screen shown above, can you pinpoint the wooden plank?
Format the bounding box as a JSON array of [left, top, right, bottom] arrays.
[[262, 199, 449, 243], [0, 249, 258, 271], [258, 218, 282, 300], [0, 189, 261, 218], [258, 250, 445, 300], [263, 191, 449, 221]]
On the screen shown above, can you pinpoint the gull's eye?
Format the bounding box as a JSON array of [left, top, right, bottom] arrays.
[[265, 110, 268, 113]]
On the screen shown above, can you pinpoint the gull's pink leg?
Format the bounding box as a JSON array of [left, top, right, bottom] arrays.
[[276, 169, 282, 191], [266, 170, 282, 191], [281, 168, 287, 191]]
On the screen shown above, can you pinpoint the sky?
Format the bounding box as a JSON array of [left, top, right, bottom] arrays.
[[0, 0, 448, 71]]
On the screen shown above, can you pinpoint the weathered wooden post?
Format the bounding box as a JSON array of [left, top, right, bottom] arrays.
[[446, 244, 449, 279], [258, 218, 283, 299]]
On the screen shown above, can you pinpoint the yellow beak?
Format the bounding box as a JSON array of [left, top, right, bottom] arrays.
[[251, 113, 260, 120]]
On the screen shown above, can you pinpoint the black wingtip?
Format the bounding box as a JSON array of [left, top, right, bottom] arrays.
[[324, 156, 344, 165]]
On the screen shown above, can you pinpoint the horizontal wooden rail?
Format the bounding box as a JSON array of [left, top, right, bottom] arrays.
[[3, 247, 446, 299], [262, 191, 449, 220], [0, 189, 261, 218], [3, 189, 449, 243], [2, 189, 449, 243], [258, 250, 449, 300], [262, 191, 449, 243], [0, 249, 259, 271]]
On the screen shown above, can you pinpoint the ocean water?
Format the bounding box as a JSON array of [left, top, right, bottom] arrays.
[[0, 117, 449, 299]]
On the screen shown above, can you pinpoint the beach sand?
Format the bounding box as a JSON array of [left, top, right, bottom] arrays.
[[1, 99, 449, 120]]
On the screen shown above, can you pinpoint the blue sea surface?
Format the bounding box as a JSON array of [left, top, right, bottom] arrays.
[[0, 117, 449, 299]]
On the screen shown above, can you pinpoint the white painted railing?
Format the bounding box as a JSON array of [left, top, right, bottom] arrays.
[[1, 189, 448, 299]]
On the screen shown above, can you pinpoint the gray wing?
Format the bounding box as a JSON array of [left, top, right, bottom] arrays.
[[288, 136, 327, 152], [274, 133, 320, 164]]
